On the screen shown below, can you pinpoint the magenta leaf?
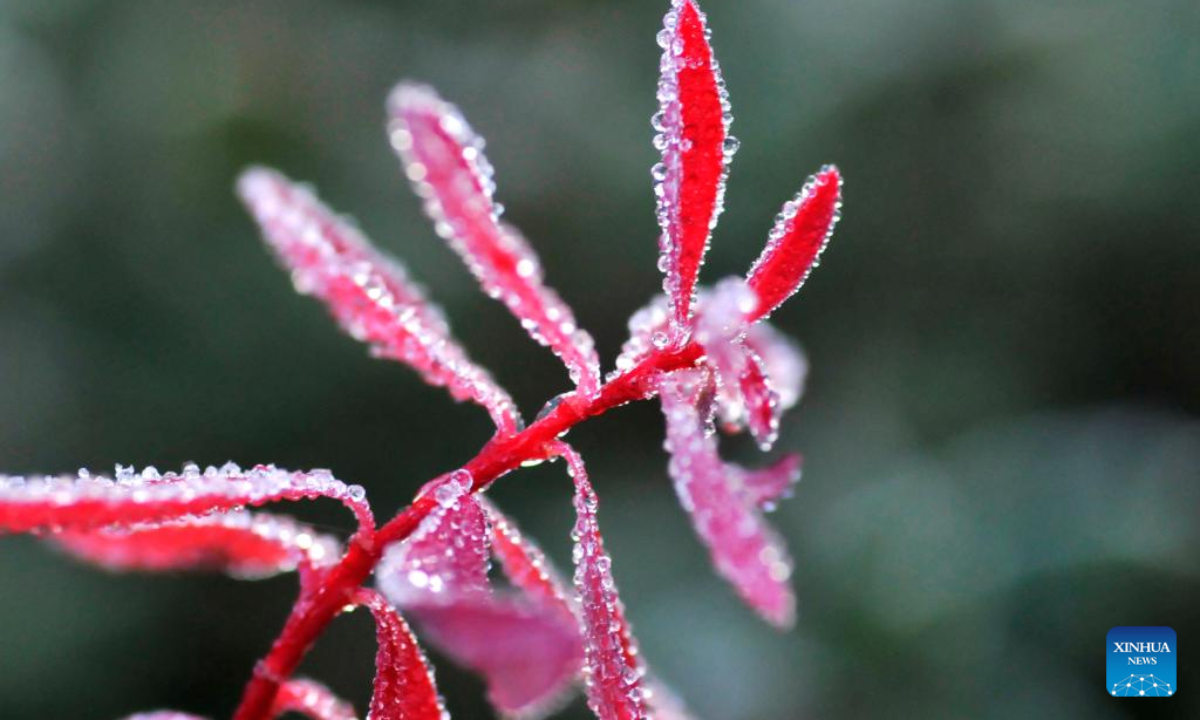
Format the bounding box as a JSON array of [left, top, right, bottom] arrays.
[[237, 167, 520, 433], [481, 496, 577, 622], [659, 370, 796, 627], [355, 588, 447, 720], [388, 84, 601, 396], [407, 596, 581, 720], [562, 443, 648, 720], [0, 463, 372, 536], [654, 0, 733, 336], [380, 476, 581, 717], [745, 165, 842, 322], [52, 511, 340, 579], [728, 453, 802, 512], [643, 678, 698, 720], [693, 278, 755, 431], [378, 471, 489, 605], [271, 678, 358, 720]]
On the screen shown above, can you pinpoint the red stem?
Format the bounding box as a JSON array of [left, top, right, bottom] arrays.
[[231, 343, 702, 720]]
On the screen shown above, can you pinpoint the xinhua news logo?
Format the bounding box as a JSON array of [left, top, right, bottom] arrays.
[[1108, 626, 1176, 697]]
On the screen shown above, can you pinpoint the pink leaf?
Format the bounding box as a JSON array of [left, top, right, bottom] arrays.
[[52, 511, 340, 579], [693, 278, 755, 433], [643, 678, 699, 720], [355, 589, 447, 720], [389, 84, 601, 396], [745, 166, 842, 322], [654, 0, 733, 335], [613, 295, 672, 375], [480, 496, 577, 622], [238, 167, 520, 433], [562, 443, 648, 720], [0, 463, 372, 536], [728, 453, 802, 512], [380, 481, 581, 718], [659, 371, 796, 627], [743, 322, 807, 411], [378, 471, 489, 605], [406, 596, 581, 720], [271, 678, 358, 720]]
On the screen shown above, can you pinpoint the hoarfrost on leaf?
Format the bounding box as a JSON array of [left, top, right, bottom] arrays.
[[388, 83, 601, 396]]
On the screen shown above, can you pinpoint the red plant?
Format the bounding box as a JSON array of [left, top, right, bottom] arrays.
[[0, 1, 842, 718]]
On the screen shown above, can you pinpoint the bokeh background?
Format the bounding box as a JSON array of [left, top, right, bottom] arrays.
[[1, 0, 1197, 718]]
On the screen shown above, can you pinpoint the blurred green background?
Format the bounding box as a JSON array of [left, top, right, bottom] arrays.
[[1, 0, 1197, 718]]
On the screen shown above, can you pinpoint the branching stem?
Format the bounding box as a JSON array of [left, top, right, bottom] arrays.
[[231, 343, 701, 720]]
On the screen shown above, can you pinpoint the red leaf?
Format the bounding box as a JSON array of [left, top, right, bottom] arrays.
[[52, 511, 340, 579], [0, 463, 372, 536], [738, 350, 782, 451], [745, 166, 842, 322], [271, 678, 358, 720], [389, 84, 601, 396], [378, 471, 489, 605], [238, 167, 520, 433], [743, 322, 807, 411], [355, 589, 447, 720], [562, 443, 648, 720], [659, 371, 796, 627], [654, 0, 732, 335]]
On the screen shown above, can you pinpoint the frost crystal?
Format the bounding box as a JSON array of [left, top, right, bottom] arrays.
[[237, 168, 521, 433], [389, 84, 602, 396]]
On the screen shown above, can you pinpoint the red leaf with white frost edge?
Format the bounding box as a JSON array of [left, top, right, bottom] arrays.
[[118, 714, 208, 720], [659, 370, 796, 627], [388, 84, 601, 396], [743, 322, 807, 411], [237, 167, 520, 433], [738, 350, 782, 451], [355, 589, 447, 720], [378, 471, 489, 605], [562, 443, 648, 720], [745, 166, 842, 322], [654, 0, 733, 336], [271, 678, 358, 720], [728, 453, 802, 511], [52, 511, 340, 579], [0, 463, 372, 536]]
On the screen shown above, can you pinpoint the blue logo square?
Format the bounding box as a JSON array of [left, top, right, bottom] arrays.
[[1108, 626, 1176, 697]]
